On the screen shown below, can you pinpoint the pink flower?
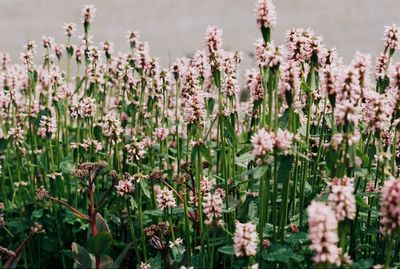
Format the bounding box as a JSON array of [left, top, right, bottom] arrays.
[[115, 179, 134, 196], [275, 128, 293, 153], [102, 112, 123, 144], [380, 177, 400, 236], [328, 177, 356, 221], [254, 39, 285, 69], [37, 115, 57, 138], [157, 189, 177, 210], [375, 53, 389, 80], [233, 221, 258, 257], [153, 127, 169, 141], [63, 23, 77, 37], [251, 128, 275, 158], [383, 24, 400, 50], [203, 191, 224, 226], [205, 25, 223, 68], [255, 0, 277, 29], [307, 201, 341, 266], [82, 5, 97, 24], [285, 28, 323, 62]]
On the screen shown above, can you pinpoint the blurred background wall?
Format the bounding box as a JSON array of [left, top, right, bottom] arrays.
[[0, 0, 399, 67]]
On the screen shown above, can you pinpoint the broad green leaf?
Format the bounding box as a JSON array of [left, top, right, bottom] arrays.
[[71, 242, 95, 269], [217, 245, 235, 255], [87, 231, 113, 257]]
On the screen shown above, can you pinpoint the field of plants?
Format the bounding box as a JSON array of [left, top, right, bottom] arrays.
[[1, 0, 400, 268]]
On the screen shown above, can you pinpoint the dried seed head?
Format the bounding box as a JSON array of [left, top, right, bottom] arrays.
[[35, 186, 49, 201]]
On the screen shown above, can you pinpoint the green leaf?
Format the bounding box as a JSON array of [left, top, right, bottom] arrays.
[[284, 232, 309, 245], [254, 165, 268, 179], [217, 245, 235, 255], [263, 244, 298, 263], [71, 242, 95, 269], [96, 213, 110, 233], [106, 243, 131, 269], [59, 158, 75, 174], [87, 231, 113, 257], [140, 180, 151, 199]]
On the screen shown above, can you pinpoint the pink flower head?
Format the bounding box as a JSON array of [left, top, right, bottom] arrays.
[[254, 39, 285, 69], [205, 25, 223, 68], [153, 127, 169, 141], [275, 128, 293, 153], [115, 178, 134, 196], [307, 201, 341, 266], [63, 23, 77, 37], [328, 177, 356, 221], [82, 5, 97, 24], [255, 0, 277, 29], [203, 191, 224, 226], [380, 177, 400, 236], [375, 53, 389, 80], [383, 24, 400, 50], [233, 221, 258, 257], [251, 128, 275, 158], [157, 189, 177, 210], [37, 115, 57, 138]]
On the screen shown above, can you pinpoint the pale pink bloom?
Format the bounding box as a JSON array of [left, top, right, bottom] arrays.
[[140, 262, 151, 269], [319, 47, 342, 68], [246, 69, 263, 103], [82, 5, 97, 24], [335, 99, 361, 126], [200, 177, 216, 194], [351, 52, 371, 90], [184, 94, 205, 124], [37, 115, 57, 138], [285, 28, 323, 62], [115, 178, 134, 196], [274, 128, 293, 153], [81, 139, 103, 153], [380, 177, 400, 236], [251, 128, 275, 158], [203, 191, 224, 226], [102, 112, 123, 144], [307, 201, 341, 266], [328, 177, 356, 221], [157, 189, 177, 210], [375, 53, 389, 80], [127, 30, 140, 49], [383, 24, 400, 50], [255, 0, 277, 29], [279, 60, 300, 105], [41, 36, 54, 49], [153, 127, 169, 141], [168, 238, 183, 248], [362, 90, 393, 132], [125, 138, 145, 161], [254, 39, 285, 69], [204, 25, 223, 68], [366, 180, 380, 193], [72, 97, 96, 118], [233, 221, 258, 257], [63, 23, 77, 37], [134, 41, 151, 71], [389, 63, 400, 90]]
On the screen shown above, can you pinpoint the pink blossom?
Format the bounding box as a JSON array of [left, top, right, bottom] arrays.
[[115, 179, 134, 196], [157, 189, 177, 210], [380, 177, 400, 236], [307, 201, 341, 266], [328, 177, 356, 221], [255, 0, 277, 29], [233, 221, 258, 257], [251, 128, 275, 158], [383, 24, 400, 50]]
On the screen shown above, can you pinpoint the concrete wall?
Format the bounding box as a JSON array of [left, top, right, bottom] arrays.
[[0, 0, 399, 67]]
